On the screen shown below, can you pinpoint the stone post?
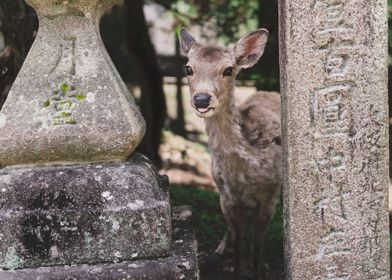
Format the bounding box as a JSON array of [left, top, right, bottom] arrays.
[[0, 1, 198, 279], [279, 0, 389, 279]]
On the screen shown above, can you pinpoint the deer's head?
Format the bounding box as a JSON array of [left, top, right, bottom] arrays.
[[180, 28, 269, 118]]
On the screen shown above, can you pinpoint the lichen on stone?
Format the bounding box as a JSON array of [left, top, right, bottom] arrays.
[[2, 246, 24, 269]]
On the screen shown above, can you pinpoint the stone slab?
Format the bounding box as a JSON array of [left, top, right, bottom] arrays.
[[0, 0, 145, 167], [279, 0, 390, 279], [0, 154, 171, 270], [0, 206, 199, 280]]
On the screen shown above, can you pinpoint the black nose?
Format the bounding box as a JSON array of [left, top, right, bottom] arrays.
[[193, 94, 212, 108]]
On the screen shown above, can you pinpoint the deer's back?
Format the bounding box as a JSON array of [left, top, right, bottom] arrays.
[[212, 91, 282, 206], [238, 91, 281, 150], [241, 91, 280, 114]]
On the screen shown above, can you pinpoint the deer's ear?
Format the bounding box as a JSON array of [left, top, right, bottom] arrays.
[[180, 28, 198, 55], [234, 29, 269, 69]]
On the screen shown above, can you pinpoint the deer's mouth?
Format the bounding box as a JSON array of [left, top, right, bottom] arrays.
[[193, 106, 215, 118], [196, 107, 213, 114]]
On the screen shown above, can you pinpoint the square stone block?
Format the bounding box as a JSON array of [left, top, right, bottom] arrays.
[[0, 206, 198, 280], [0, 154, 171, 270]]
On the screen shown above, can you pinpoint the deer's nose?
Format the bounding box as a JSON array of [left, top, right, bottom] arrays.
[[193, 94, 212, 108]]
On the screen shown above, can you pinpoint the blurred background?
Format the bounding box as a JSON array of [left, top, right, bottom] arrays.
[[0, 0, 390, 279]]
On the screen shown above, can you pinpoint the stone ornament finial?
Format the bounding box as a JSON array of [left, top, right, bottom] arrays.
[[0, 0, 145, 167]]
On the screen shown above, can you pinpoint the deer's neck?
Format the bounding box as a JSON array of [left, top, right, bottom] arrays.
[[205, 92, 244, 155]]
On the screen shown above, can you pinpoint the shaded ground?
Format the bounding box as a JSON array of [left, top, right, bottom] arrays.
[[161, 84, 284, 279], [170, 186, 284, 280]]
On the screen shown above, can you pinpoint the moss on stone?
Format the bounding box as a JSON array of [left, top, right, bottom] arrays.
[[43, 99, 50, 108], [60, 83, 69, 94], [75, 94, 85, 101], [58, 101, 73, 107], [53, 112, 71, 119], [66, 119, 77, 125], [60, 112, 71, 118]]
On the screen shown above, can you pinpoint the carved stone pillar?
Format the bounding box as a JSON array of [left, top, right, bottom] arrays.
[[279, 0, 389, 279]]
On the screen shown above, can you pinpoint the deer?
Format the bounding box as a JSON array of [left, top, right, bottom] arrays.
[[179, 28, 282, 280]]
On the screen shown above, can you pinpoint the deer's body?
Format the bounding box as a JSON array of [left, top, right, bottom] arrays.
[[207, 91, 281, 206], [180, 29, 281, 279]]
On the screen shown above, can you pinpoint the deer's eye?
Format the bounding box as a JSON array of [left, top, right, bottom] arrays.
[[185, 66, 193, 76], [223, 67, 234, 77]]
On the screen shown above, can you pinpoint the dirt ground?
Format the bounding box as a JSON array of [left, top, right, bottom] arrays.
[[160, 84, 284, 280]]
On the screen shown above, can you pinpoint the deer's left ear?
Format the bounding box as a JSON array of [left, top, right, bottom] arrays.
[[234, 29, 269, 69]]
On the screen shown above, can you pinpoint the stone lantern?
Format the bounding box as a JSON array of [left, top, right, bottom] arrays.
[[0, 1, 198, 279]]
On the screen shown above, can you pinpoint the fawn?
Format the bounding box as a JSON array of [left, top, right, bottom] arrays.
[[180, 28, 282, 279]]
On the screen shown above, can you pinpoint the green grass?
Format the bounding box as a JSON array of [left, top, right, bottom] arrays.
[[170, 185, 284, 267], [390, 234, 392, 263], [170, 185, 226, 252]]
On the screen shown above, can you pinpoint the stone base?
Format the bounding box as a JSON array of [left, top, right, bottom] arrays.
[[0, 206, 199, 280], [0, 154, 171, 269]]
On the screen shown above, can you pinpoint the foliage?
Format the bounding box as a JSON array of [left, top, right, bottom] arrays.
[[153, 0, 280, 91], [390, 234, 392, 262], [158, 0, 392, 90], [0, 0, 38, 109], [153, 0, 258, 42]]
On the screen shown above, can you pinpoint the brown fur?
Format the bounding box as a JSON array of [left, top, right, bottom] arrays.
[[180, 28, 280, 280], [240, 92, 281, 148], [197, 45, 228, 61]]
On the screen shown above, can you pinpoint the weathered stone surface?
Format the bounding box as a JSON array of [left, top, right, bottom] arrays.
[[279, 0, 389, 279], [25, 0, 122, 18], [0, 206, 199, 280], [0, 0, 145, 167], [0, 154, 171, 270]]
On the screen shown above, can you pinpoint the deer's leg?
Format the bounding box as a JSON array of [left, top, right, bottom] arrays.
[[253, 200, 276, 280], [215, 230, 231, 255], [220, 196, 243, 280]]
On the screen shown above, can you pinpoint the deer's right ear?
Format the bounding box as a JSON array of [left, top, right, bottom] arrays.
[[180, 28, 197, 55], [234, 29, 269, 69]]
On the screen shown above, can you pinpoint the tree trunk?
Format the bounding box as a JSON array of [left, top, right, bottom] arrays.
[[173, 33, 186, 136], [0, 0, 38, 109], [256, 0, 279, 91], [124, 0, 167, 167]]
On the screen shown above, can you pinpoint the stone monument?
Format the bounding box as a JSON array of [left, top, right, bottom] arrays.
[[279, 0, 389, 279], [0, 0, 198, 279]]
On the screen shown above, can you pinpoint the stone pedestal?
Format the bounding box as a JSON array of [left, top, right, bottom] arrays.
[[279, 0, 389, 279], [0, 206, 199, 280], [0, 154, 171, 270]]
